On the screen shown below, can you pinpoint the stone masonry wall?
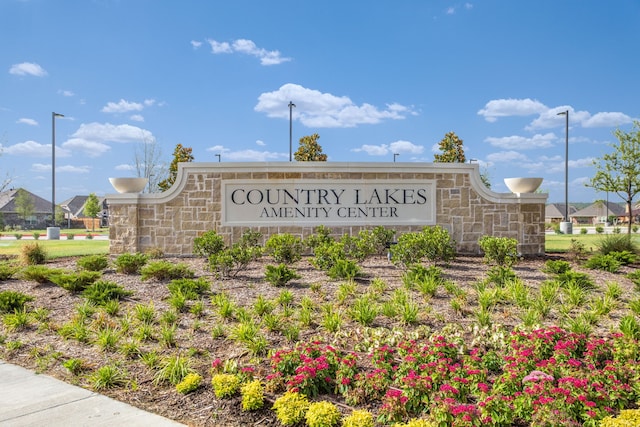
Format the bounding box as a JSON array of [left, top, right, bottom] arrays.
[[107, 162, 547, 256]]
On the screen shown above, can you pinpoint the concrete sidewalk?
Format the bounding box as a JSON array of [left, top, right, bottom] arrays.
[[0, 361, 185, 427]]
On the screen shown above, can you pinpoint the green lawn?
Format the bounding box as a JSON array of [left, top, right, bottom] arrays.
[[0, 239, 109, 258], [545, 232, 640, 252]]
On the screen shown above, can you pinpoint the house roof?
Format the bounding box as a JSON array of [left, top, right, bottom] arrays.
[[59, 195, 108, 218], [0, 188, 52, 214], [545, 203, 577, 219], [571, 201, 626, 218]]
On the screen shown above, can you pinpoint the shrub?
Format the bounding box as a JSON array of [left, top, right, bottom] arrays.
[[114, 253, 148, 274], [167, 277, 210, 299], [584, 254, 622, 272], [305, 225, 334, 249], [0, 262, 19, 280], [19, 265, 64, 283], [312, 241, 346, 271], [555, 270, 596, 290], [542, 259, 571, 274], [20, 242, 47, 265], [241, 380, 265, 411], [209, 245, 263, 278], [402, 264, 442, 289], [486, 265, 517, 286], [580, 227, 588, 234], [328, 259, 361, 280], [193, 230, 225, 258], [609, 250, 638, 265], [0, 290, 33, 313], [341, 410, 374, 427], [265, 233, 304, 264], [144, 247, 164, 259], [32, 232, 40, 240], [50, 271, 101, 292], [595, 225, 604, 234], [77, 254, 109, 271], [391, 226, 455, 268], [175, 372, 202, 394], [66, 233, 74, 240], [265, 263, 301, 286], [211, 373, 240, 398], [598, 234, 638, 255], [478, 235, 519, 267], [140, 261, 194, 281], [83, 280, 133, 305], [627, 270, 640, 291], [305, 401, 341, 427], [154, 354, 194, 386], [272, 391, 309, 426], [600, 409, 640, 427]]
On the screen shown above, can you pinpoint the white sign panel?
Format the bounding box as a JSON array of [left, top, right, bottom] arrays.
[[222, 179, 436, 226]]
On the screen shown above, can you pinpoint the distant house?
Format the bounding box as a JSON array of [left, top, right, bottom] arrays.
[[545, 203, 577, 223], [570, 201, 625, 225], [0, 188, 52, 229], [60, 196, 109, 229]]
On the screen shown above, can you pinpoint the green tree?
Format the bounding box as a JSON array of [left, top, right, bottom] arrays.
[[294, 133, 327, 161], [14, 189, 34, 226], [158, 144, 194, 191], [434, 131, 466, 163], [55, 205, 65, 227], [588, 120, 640, 234], [83, 193, 101, 231]]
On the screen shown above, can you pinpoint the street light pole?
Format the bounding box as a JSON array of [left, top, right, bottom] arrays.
[[288, 101, 296, 162], [557, 109, 571, 233], [52, 112, 64, 226], [393, 153, 399, 162]]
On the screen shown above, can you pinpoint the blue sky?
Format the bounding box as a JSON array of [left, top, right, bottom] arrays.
[[1, 0, 639, 205]]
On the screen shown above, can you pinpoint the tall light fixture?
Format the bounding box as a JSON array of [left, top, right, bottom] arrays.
[[288, 101, 296, 162], [52, 112, 64, 225], [393, 153, 399, 162], [557, 110, 570, 228]]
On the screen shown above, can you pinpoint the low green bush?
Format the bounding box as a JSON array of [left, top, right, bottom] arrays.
[[328, 259, 361, 280], [114, 253, 148, 274], [140, 261, 195, 281], [209, 245, 263, 278], [305, 225, 334, 250], [0, 290, 33, 313], [265, 263, 301, 286], [82, 280, 133, 305], [542, 259, 572, 274], [0, 262, 19, 280], [272, 391, 309, 426], [167, 277, 210, 299], [391, 226, 456, 268], [597, 233, 638, 255], [50, 271, 102, 292], [265, 233, 304, 264], [19, 265, 64, 283], [584, 254, 622, 273], [478, 235, 519, 267], [77, 254, 109, 271], [193, 230, 225, 258]]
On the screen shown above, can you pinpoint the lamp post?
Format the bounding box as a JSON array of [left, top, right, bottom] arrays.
[[50, 112, 64, 239], [557, 110, 571, 234], [393, 153, 399, 162], [288, 101, 296, 162], [215, 154, 221, 162]]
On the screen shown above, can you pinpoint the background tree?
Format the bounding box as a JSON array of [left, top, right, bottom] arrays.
[[434, 131, 466, 163], [14, 189, 34, 226], [294, 133, 327, 161], [134, 138, 167, 193], [158, 144, 194, 191], [587, 120, 640, 234], [83, 193, 101, 231], [55, 205, 65, 227]]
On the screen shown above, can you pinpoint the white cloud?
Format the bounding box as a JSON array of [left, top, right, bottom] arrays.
[[71, 122, 155, 144], [17, 118, 38, 126], [130, 114, 145, 122], [9, 62, 47, 77], [478, 98, 547, 122], [352, 144, 390, 156], [190, 40, 202, 49], [31, 163, 51, 172], [57, 165, 91, 173], [484, 133, 556, 150], [206, 38, 290, 65], [102, 99, 144, 113], [582, 112, 633, 128], [446, 7, 456, 14], [115, 164, 135, 171], [390, 140, 424, 154], [58, 89, 74, 97], [255, 140, 266, 146], [255, 83, 414, 128], [205, 145, 286, 161], [486, 150, 528, 163], [465, 3, 474, 9], [3, 140, 71, 158], [62, 138, 111, 157]]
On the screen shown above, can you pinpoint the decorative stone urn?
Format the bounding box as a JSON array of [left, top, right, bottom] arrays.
[[109, 177, 149, 194], [503, 177, 543, 194]]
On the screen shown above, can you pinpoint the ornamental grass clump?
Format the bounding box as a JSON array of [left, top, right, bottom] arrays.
[[272, 391, 309, 426], [140, 261, 194, 281], [20, 242, 47, 265]]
